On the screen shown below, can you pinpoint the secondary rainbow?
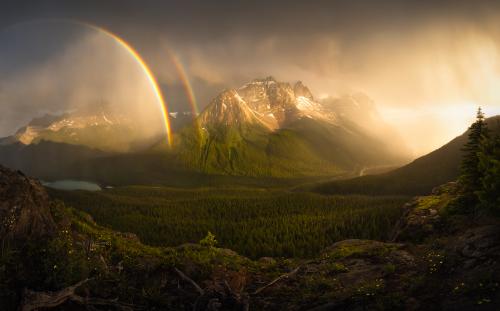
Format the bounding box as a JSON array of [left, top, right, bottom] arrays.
[[168, 51, 199, 116]]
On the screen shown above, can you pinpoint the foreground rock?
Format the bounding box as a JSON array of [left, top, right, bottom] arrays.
[[0, 166, 498, 310], [0, 166, 55, 241]]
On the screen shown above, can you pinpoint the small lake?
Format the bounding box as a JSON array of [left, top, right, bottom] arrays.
[[43, 180, 102, 191]]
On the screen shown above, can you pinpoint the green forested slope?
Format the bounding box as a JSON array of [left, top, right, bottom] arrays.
[[50, 186, 408, 258], [314, 116, 500, 195]]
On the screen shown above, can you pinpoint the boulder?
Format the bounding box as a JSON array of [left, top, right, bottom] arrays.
[[0, 166, 56, 241]]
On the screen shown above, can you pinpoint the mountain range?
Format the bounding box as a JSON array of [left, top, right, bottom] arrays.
[[0, 110, 153, 153], [0, 77, 410, 181], [4, 77, 496, 192], [175, 77, 409, 177]]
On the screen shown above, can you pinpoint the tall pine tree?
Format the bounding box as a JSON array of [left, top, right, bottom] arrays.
[[459, 107, 489, 197], [477, 130, 500, 213]]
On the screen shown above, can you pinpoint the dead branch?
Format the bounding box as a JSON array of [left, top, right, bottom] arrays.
[[71, 296, 138, 310], [174, 267, 205, 296], [223, 280, 235, 296], [21, 278, 140, 311], [21, 279, 90, 311], [252, 266, 301, 295]]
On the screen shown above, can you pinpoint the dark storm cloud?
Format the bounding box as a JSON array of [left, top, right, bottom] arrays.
[[4, 0, 495, 94], [2, 0, 498, 42], [0, 23, 86, 74], [1, 0, 500, 154], [2, 0, 499, 78]]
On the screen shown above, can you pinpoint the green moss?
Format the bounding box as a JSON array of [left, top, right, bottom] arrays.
[[383, 263, 396, 275], [416, 195, 441, 210], [322, 241, 400, 261], [303, 275, 342, 294], [326, 262, 349, 273]]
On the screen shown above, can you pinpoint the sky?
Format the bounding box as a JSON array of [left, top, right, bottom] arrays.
[[1, 0, 500, 156]]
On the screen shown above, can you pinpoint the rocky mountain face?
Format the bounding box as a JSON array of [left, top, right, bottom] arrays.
[[198, 89, 261, 128], [178, 77, 409, 177], [0, 110, 149, 153], [198, 76, 334, 130], [1, 112, 124, 144]]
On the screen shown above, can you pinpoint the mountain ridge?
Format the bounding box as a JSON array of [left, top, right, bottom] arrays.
[[197, 76, 329, 131], [176, 77, 409, 177], [0, 77, 412, 180], [313, 115, 500, 195], [0, 110, 158, 153]]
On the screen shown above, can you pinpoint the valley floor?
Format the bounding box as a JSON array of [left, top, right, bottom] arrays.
[[49, 186, 408, 259], [1, 166, 499, 310]]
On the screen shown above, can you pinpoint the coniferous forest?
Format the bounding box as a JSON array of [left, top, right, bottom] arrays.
[[50, 188, 408, 258]]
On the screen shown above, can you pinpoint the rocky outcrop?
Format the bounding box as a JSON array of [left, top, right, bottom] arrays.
[[391, 182, 461, 243], [450, 225, 500, 266], [1, 166, 498, 310], [293, 81, 314, 100], [0, 165, 55, 241]]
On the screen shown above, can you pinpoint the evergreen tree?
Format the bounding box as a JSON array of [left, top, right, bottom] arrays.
[[460, 107, 489, 197], [477, 131, 500, 213]]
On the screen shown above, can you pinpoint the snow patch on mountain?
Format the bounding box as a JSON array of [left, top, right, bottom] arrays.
[[296, 96, 315, 111], [199, 77, 377, 131]]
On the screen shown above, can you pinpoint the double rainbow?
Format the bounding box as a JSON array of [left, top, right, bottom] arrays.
[[2, 19, 203, 147], [84, 23, 204, 146], [82, 23, 173, 146], [73, 22, 203, 146]]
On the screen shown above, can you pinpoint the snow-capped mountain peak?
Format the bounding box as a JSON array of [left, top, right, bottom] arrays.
[[0, 111, 138, 152], [198, 77, 336, 130]]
